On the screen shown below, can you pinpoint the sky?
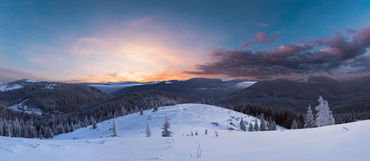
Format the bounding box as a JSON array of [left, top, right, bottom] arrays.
[[0, 0, 370, 82]]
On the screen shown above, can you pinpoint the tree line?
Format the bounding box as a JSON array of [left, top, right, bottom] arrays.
[[0, 90, 180, 138]]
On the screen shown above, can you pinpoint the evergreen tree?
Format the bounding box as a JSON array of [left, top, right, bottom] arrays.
[[260, 117, 267, 131], [161, 115, 172, 137], [254, 119, 259, 131], [315, 96, 335, 127], [304, 104, 316, 128], [112, 116, 119, 137], [92, 120, 97, 129], [248, 124, 254, 131], [145, 122, 151, 137], [271, 121, 277, 130], [291, 119, 298, 129], [240, 118, 246, 131], [37, 128, 43, 138], [153, 105, 158, 112]]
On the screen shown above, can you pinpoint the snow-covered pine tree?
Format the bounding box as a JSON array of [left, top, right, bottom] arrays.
[[92, 120, 97, 129], [291, 119, 298, 129], [248, 124, 254, 131], [145, 122, 151, 137], [315, 96, 335, 127], [268, 120, 277, 130], [260, 117, 267, 131], [240, 118, 246, 131], [254, 119, 259, 131], [161, 115, 172, 137], [304, 104, 315, 128], [153, 105, 158, 112], [112, 116, 119, 137]]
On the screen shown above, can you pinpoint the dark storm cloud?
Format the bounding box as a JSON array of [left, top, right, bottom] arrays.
[[187, 26, 370, 79]]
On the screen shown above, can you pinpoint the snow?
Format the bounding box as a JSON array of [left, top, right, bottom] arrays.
[[219, 78, 235, 82], [7, 99, 43, 115], [0, 83, 23, 92], [45, 84, 57, 89], [299, 76, 311, 83], [25, 79, 40, 83], [55, 104, 279, 139], [1, 104, 370, 161], [234, 81, 257, 89]]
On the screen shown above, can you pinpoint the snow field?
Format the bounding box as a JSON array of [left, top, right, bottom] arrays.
[[0, 104, 369, 161]]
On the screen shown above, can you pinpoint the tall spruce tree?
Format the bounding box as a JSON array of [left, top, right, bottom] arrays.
[[268, 120, 277, 130], [161, 115, 172, 137], [240, 118, 247, 131], [291, 119, 298, 129], [145, 122, 151, 137], [248, 124, 254, 131], [254, 119, 259, 131], [92, 120, 97, 129], [304, 104, 316, 128], [315, 96, 335, 127], [260, 117, 267, 131], [112, 116, 119, 137]]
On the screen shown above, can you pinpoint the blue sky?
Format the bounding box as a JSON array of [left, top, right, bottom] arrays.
[[0, 0, 370, 82]]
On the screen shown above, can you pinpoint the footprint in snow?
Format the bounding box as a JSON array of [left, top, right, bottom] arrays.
[[341, 127, 350, 132]]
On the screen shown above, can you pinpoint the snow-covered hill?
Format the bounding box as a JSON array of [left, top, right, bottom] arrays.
[[55, 104, 280, 140], [1, 104, 370, 161]]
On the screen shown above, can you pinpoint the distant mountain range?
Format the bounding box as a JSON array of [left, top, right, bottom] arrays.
[[95, 76, 370, 117], [2, 76, 370, 119], [221, 76, 370, 114], [111, 78, 256, 103]]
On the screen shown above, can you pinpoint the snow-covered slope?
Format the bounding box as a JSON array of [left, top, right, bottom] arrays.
[[55, 104, 278, 139], [0, 83, 23, 92], [1, 104, 370, 161]]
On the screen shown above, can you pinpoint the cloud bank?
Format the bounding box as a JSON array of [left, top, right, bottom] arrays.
[[188, 26, 370, 79]]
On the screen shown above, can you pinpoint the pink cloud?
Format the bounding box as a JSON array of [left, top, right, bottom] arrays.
[[346, 29, 356, 35], [189, 26, 370, 79], [255, 32, 280, 43], [240, 42, 248, 47]]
